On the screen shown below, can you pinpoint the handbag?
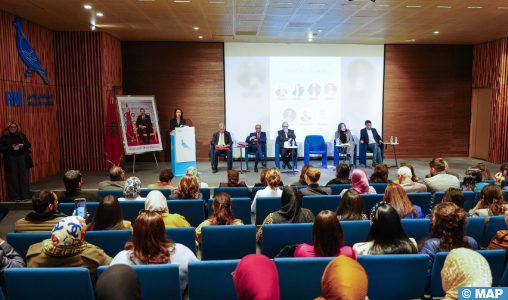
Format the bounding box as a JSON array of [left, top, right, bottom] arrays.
[[486, 230, 508, 250]]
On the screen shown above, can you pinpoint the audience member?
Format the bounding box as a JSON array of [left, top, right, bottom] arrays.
[[254, 168, 284, 187], [443, 161, 460, 179], [369, 164, 390, 183], [219, 169, 247, 187], [57, 170, 99, 202], [487, 210, 508, 250], [186, 166, 209, 188], [144, 190, 190, 227], [296, 166, 332, 205], [326, 163, 352, 185], [400, 162, 421, 182], [336, 189, 368, 220], [290, 164, 312, 186], [294, 210, 355, 258], [170, 174, 202, 200], [441, 188, 466, 209], [383, 184, 423, 219], [469, 184, 507, 217], [441, 248, 492, 300], [462, 168, 483, 192], [424, 158, 460, 193], [251, 168, 282, 213], [14, 190, 66, 232], [147, 169, 175, 190], [119, 177, 144, 201], [0, 237, 26, 271], [195, 193, 243, 247], [95, 264, 142, 300], [87, 195, 132, 231], [256, 186, 314, 242], [476, 162, 493, 181], [340, 169, 376, 197], [110, 211, 197, 291], [233, 254, 280, 300], [353, 203, 417, 255], [315, 256, 368, 300], [98, 166, 126, 190], [495, 163, 508, 189], [27, 216, 112, 281], [398, 166, 427, 193]]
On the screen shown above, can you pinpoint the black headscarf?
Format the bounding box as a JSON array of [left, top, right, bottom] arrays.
[[272, 186, 312, 223]]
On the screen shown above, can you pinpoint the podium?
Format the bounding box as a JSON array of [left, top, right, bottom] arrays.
[[171, 127, 197, 176]]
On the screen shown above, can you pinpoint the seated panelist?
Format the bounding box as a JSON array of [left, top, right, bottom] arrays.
[[246, 124, 266, 172], [277, 121, 296, 169], [211, 123, 232, 173]]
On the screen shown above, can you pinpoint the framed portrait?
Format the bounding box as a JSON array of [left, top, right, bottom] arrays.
[[116, 95, 163, 154]]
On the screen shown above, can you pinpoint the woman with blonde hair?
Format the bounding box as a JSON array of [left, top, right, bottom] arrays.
[[383, 183, 423, 219], [186, 166, 208, 188], [251, 167, 282, 213], [170, 174, 202, 199], [291, 164, 312, 186]]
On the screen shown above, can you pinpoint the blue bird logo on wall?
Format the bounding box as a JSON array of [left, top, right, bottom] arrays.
[[13, 17, 49, 85]]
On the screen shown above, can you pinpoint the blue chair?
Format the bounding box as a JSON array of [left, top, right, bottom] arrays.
[[359, 143, 383, 167], [478, 249, 506, 286], [302, 195, 341, 216], [328, 184, 352, 195], [274, 136, 298, 169], [341, 220, 371, 246], [275, 257, 333, 300], [370, 183, 388, 194], [5, 268, 94, 300], [430, 252, 451, 297], [407, 192, 432, 216], [188, 260, 239, 300], [140, 188, 171, 198], [361, 194, 384, 215], [483, 216, 507, 247], [333, 138, 357, 166], [208, 198, 252, 225], [251, 186, 265, 200], [255, 197, 281, 225], [433, 192, 445, 208], [499, 261, 508, 286], [504, 190, 508, 202], [303, 135, 327, 168], [244, 135, 267, 170], [59, 202, 99, 219], [466, 217, 485, 244], [98, 264, 182, 300], [261, 223, 313, 258], [98, 189, 124, 199], [463, 191, 475, 211], [210, 143, 233, 170], [6, 232, 49, 258], [166, 227, 196, 254], [358, 254, 429, 300], [201, 225, 256, 260], [167, 200, 205, 227], [481, 180, 496, 184], [214, 187, 250, 198], [401, 219, 430, 243], [119, 201, 146, 222], [85, 230, 132, 257], [200, 188, 211, 201]]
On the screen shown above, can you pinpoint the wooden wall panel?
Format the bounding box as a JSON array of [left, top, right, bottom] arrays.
[[383, 45, 473, 158], [122, 42, 225, 161], [0, 11, 60, 201], [472, 39, 508, 164]]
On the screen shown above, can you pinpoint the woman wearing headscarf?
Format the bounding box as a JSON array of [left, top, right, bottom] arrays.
[[256, 186, 315, 242], [441, 248, 492, 300], [119, 177, 144, 201], [144, 190, 191, 227], [315, 256, 368, 300], [95, 264, 142, 300], [233, 254, 280, 300], [339, 169, 376, 197]]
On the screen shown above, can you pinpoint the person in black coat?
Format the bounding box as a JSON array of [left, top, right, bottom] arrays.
[[169, 108, 187, 132], [211, 123, 233, 173], [135, 108, 153, 144], [277, 121, 296, 169], [359, 120, 383, 166], [0, 121, 32, 201], [245, 124, 267, 172]]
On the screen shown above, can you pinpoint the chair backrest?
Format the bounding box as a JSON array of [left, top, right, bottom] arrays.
[[98, 189, 124, 199], [304, 135, 325, 151], [98, 264, 182, 300], [341, 220, 371, 246], [214, 187, 250, 198], [370, 183, 388, 194], [255, 197, 282, 225], [430, 252, 449, 297], [208, 198, 252, 225], [360, 194, 384, 215], [200, 188, 211, 202], [139, 188, 171, 198], [302, 195, 341, 216], [85, 230, 132, 257], [5, 268, 94, 300], [261, 223, 313, 258], [167, 200, 205, 227], [504, 190, 508, 201], [400, 219, 430, 244], [477, 249, 506, 286], [465, 217, 486, 244], [118, 201, 146, 222], [201, 225, 256, 260], [500, 261, 508, 286], [251, 186, 265, 199], [6, 232, 49, 258], [483, 216, 507, 247], [328, 184, 352, 195], [59, 202, 99, 220], [407, 192, 432, 216], [165, 227, 196, 254], [433, 192, 445, 207], [275, 257, 333, 300], [463, 191, 475, 211], [358, 254, 429, 300], [188, 260, 239, 300]]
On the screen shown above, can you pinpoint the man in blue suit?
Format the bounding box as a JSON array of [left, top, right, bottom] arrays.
[[278, 121, 296, 169], [360, 120, 383, 167], [246, 124, 266, 172]]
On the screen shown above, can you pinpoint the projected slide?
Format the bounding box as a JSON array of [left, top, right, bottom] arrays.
[[225, 43, 384, 156]]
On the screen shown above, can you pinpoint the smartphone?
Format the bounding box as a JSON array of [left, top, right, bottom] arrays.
[[74, 198, 87, 219]]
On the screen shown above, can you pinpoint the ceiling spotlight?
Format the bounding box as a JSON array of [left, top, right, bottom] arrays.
[[433, 31, 439, 34], [193, 26, 199, 30], [96, 12, 104, 17], [83, 4, 92, 9], [198, 35, 203, 39], [91, 25, 96, 31]]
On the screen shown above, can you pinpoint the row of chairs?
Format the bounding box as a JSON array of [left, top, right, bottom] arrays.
[[4, 250, 506, 300]]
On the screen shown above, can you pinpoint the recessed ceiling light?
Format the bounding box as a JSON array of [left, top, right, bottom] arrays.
[[193, 26, 199, 30], [83, 4, 92, 10], [198, 35, 203, 39], [498, 6, 508, 9], [375, 4, 389, 7], [406, 5, 421, 8], [467, 6, 483, 9], [174, 0, 191, 2], [209, 1, 225, 3], [96, 12, 104, 17], [91, 25, 96, 31], [404, 39, 416, 42], [433, 31, 439, 34], [436, 6, 451, 9]]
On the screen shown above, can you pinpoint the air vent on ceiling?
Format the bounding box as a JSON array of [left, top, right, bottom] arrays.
[[235, 31, 258, 35]]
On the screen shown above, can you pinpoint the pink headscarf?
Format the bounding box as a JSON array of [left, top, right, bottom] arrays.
[[233, 254, 280, 300], [351, 169, 370, 194]]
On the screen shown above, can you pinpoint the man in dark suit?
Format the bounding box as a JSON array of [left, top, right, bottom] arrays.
[[246, 124, 267, 172], [211, 123, 233, 173], [296, 166, 332, 205], [56, 170, 99, 203], [135, 108, 153, 144], [360, 120, 383, 167], [277, 121, 296, 169]]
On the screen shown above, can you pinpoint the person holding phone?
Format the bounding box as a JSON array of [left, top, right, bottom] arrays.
[[0, 121, 32, 201]]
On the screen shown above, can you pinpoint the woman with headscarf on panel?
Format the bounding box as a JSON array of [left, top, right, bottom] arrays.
[[233, 254, 280, 300]]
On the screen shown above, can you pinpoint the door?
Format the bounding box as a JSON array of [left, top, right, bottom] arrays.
[[469, 88, 492, 160]]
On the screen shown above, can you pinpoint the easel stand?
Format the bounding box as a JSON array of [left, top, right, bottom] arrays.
[[131, 151, 159, 173]]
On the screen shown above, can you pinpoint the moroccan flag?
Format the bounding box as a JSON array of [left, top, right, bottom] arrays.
[[104, 91, 122, 166]]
